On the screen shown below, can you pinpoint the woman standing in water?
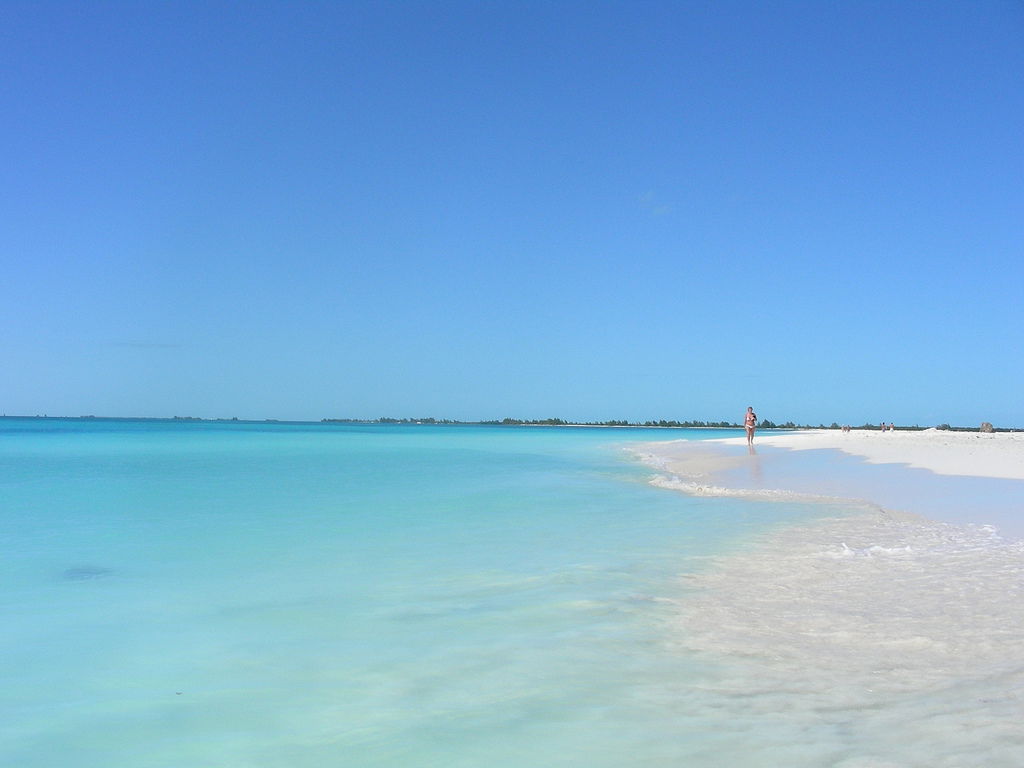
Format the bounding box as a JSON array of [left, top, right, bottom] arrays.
[[744, 406, 757, 446]]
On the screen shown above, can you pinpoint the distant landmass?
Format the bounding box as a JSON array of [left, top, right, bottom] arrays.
[[319, 417, 953, 431], [1, 415, 1014, 432], [319, 417, 749, 428]]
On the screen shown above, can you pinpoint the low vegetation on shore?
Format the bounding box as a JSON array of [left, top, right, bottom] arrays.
[[4, 415, 1013, 432], [320, 418, 1016, 432]]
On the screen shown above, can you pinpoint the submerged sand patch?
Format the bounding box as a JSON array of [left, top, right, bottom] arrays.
[[665, 507, 1024, 766]]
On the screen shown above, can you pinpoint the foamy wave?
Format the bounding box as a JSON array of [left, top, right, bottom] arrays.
[[631, 445, 860, 505], [823, 542, 915, 558], [648, 473, 849, 505], [629, 450, 670, 472]]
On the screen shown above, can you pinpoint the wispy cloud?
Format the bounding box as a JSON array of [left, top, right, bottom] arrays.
[[639, 190, 672, 217], [111, 341, 182, 350]]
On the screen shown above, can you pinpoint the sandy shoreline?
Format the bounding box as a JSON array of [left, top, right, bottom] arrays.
[[630, 429, 1024, 757], [633, 428, 1024, 539], [714, 428, 1024, 480]]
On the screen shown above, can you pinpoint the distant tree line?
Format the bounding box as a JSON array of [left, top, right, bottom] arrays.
[[322, 417, 460, 424], [480, 418, 743, 427], [10, 415, 1015, 431], [318, 417, 1016, 431], [324, 416, 790, 428]]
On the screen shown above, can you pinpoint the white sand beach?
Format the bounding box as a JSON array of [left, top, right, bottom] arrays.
[[715, 428, 1024, 480]]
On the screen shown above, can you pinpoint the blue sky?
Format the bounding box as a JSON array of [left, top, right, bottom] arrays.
[[2, 1, 1022, 426]]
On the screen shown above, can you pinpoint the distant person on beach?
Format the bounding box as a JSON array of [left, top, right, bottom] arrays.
[[889, 423, 895, 432], [744, 406, 757, 446]]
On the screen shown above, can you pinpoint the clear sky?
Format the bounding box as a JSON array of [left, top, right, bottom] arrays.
[[2, 1, 1022, 426]]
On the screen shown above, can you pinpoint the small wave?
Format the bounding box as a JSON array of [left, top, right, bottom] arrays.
[[648, 473, 848, 505], [628, 450, 670, 471], [824, 543, 915, 558]]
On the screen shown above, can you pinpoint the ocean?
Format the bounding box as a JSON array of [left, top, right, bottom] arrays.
[[2, 418, 1022, 766]]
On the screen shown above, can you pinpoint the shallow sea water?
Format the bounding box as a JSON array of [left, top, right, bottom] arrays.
[[2, 420, 1023, 766]]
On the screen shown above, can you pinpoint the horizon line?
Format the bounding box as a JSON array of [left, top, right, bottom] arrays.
[[1, 414, 1018, 432]]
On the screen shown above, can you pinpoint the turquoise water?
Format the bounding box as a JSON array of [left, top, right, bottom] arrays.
[[3, 419, 1022, 766]]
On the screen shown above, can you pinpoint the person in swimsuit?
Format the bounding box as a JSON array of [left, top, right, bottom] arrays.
[[744, 406, 757, 445]]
